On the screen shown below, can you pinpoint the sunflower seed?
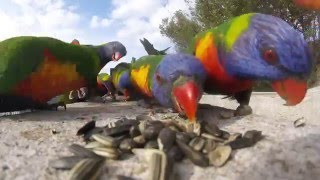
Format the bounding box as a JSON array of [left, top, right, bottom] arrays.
[[189, 137, 206, 152], [143, 123, 164, 140], [136, 115, 153, 121], [157, 128, 176, 152], [83, 127, 104, 141], [203, 139, 217, 154], [167, 145, 184, 162], [68, 158, 105, 180], [145, 140, 159, 149], [208, 145, 232, 167], [92, 134, 118, 148], [77, 120, 96, 136], [293, 117, 306, 128], [49, 156, 84, 170], [103, 125, 132, 137], [133, 135, 146, 146], [119, 138, 137, 153], [176, 140, 209, 167], [176, 132, 191, 144], [201, 133, 225, 142], [92, 148, 119, 159], [129, 125, 141, 138], [68, 144, 100, 158], [84, 141, 106, 149], [203, 122, 222, 137]]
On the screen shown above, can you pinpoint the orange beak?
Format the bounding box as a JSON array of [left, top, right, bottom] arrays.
[[271, 78, 307, 106], [294, 0, 320, 9], [172, 81, 201, 122]]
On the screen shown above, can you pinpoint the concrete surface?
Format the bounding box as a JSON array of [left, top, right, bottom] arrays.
[[1, 87, 320, 180]]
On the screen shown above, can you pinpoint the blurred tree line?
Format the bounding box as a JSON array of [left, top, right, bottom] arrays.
[[159, 0, 320, 91]]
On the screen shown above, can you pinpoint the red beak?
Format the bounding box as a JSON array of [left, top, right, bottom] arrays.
[[112, 52, 122, 61], [123, 89, 130, 100], [172, 81, 201, 122], [271, 78, 307, 106]]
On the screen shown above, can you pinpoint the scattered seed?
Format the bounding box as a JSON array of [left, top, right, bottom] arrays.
[[119, 138, 137, 153], [68, 144, 100, 158], [68, 158, 105, 180], [129, 125, 141, 138], [176, 132, 191, 144], [208, 145, 232, 167], [157, 128, 176, 152], [201, 133, 225, 142], [167, 145, 184, 162], [203, 139, 217, 154], [77, 121, 96, 136], [145, 140, 159, 149], [92, 148, 119, 159], [49, 156, 84, 170], [133, 135, 146, 145], [84, 141, 105, 149], [294, 117, 306, 128], [176, 140, 209, 167], [92, 134, 118, 148], [189, 137, 206, 152]]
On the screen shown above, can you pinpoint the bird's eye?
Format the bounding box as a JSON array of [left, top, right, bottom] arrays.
[[263, 49, 278, 64], [155, 73, 162, 83]]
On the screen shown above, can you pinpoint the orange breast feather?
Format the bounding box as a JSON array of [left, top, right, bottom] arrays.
[[13, 49, 86, 103]]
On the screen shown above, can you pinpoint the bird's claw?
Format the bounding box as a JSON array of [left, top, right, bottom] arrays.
[[234, 105, 252, 117]]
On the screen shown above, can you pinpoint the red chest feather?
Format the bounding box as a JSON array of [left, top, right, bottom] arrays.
[[194, 33, 253, 94]]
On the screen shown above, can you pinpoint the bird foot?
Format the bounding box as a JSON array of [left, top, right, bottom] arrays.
[[234, 105, 252, 116], [47, 102, 67, 111]]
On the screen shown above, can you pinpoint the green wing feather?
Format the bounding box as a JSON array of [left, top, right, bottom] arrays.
[[0, 36, 101, 93]]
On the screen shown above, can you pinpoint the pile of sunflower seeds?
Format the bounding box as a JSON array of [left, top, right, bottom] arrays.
[[49, 115, 263, 180]]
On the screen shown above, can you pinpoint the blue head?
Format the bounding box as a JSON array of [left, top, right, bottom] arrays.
[[223, 13, 313, 105], [118, 71, 134, 99], [152, 53, 207, 122]]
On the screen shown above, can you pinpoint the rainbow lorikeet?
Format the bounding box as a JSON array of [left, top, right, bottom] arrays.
[[294, 0, 320, 9], [130, 54, 207, 121], [189, 13, 312, 116], [0, 36, 127, 112]]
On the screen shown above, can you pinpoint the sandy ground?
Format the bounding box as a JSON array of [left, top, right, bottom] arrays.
[[1, 87, 320, 180]]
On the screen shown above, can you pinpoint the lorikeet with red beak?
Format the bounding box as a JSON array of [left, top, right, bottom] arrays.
[[294, 0, 320, 9], [189, 13, 313, 116], [109, 62, 137, 101], [0, 36, 127, 112], [130, 54, 207, 121]]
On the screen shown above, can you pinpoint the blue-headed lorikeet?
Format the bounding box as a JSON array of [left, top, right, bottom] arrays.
[[0, 36, 127, 112], [189, 13, 313, 116], [129, 54, 207, 121]]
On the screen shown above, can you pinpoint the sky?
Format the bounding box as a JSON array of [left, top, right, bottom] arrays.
[[0, 0, 193, 74]]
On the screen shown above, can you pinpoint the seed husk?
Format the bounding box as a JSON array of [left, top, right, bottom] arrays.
[[243, 130, 263, 142], [203, 139, 217, 154], [117, 175, 136, 180], [143, 123, 164, 140], [132, 149, 169, 180], [103, 125, 132, 137], [294, 117, 306, 128], [201, 133, 225, 142], [145, 140, 159, 149], [189, 137, 206, 152], [208, 145, 232, 167], [49, 156, 84, 170], [68, 158, 105, 180], [157, 127, 176, 152], [84, 141, 106, 149], [221, 130, 230, 140], [83, 127, 104, 141], [119, 138, 137, 153], [203, 122, 222, 137], [68, 144, 100, 158], [77, 120, 96, 136], [129, 125, 141, 138], [176, 140, 209, 167], [92, 148, 119, 159], [176, 132, 192, 144], [133, 135, 146, 145], [92, 134, 118, 148], [167, 145, 184, 162]]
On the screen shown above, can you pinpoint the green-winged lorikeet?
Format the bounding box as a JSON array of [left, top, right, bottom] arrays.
[[189, 13, 313, 116], [130, 54, 207, 122], [0, 36, 127, 112]]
